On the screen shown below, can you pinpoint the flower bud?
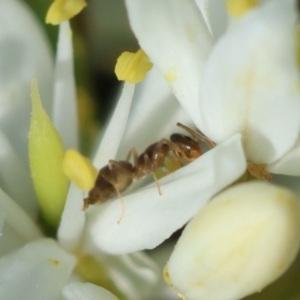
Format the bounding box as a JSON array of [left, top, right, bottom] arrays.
[[165, 182, 300, 300]]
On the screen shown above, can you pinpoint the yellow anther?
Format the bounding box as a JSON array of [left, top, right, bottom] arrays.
[[226, 0, 258, 17], [29, 79, 69, 228], [115, 49, 153, 84], [63, 149, 98, 191], [46, 0, 87, 25]]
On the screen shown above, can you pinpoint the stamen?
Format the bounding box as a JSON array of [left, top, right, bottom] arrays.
[[46, 0, 87, 25], [63, 149, 98, 191], [226, 0, 258, 17], [115, 49, 153, 84]]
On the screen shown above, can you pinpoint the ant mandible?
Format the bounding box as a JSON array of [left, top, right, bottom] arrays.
[[83, 123, 214, 219]]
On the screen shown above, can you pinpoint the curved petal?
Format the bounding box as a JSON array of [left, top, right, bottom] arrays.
[[82, 134, 246, 255], [93, 83, 135, 169], [61, 282, 119, 300], [125, 0, 213, 126], [0, 187, 42, 257], [117, 67, 193, 160], [267, 136, 300, 176], [96, 251, 159, 300], [52, 22, 78, 150], [198, 0, 300, 164], [58, 184, 85, 252], [195, 0, 228, 39], [0, 129, 38, 217], [0, 239, 76, 300], [0, 0, 53, 164]]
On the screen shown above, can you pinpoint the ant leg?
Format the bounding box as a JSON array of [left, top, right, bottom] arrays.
[[107, 160, 134, 223], [143, 153, 163, 196], [176, 122, 215, 149], [126, 147, 139, 167]]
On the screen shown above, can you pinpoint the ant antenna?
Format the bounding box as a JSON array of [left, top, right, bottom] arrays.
[[176, 123, 215, 149]]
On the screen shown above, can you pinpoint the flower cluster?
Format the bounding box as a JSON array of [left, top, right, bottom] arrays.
[[1, 0, 300, 300]]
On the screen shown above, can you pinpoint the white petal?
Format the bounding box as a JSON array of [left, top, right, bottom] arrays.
[[0, 0, 53, 164], [61, 282, 119, 300], [0, 187, 42, 257], [96, 251, 159, 300], [267, 136, 300, 176], [82, 134, 246, 254], [195, 0, 228, 39], [0, 129, 38, 217], [117, 66, 193, 160], [52, 22, 78, 150], [125, 0, 213, 125], [58, 184, 86, 252], [0, 239, 76, 300], [93, 83, 135, 168], [199, 0, 300, 164]]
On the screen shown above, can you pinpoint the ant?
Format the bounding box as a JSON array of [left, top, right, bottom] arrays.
[[83, 123, 214, 220]]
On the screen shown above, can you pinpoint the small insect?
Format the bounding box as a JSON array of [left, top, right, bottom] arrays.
[[83, 123, 214, 217]]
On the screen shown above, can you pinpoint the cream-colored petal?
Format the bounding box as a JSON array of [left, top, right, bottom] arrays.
[[0, 188, 42, 257], [93, 83, 135, 169], [267, 136, 300, 176], [195, 0, 228, 39], [0, 239, 76, 300], [0, 0, 53, 164], [52, 21, 78, 150], [125, 0, 213, 126], [199, 0, 300, 164]]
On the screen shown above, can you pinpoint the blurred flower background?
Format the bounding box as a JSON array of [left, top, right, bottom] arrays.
[[1, 0, 300, 299]]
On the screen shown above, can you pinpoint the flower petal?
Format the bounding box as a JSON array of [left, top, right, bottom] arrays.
[[96, 251, 159, 300], [93, 83, 135, 168], [0, 129, 38, 217], [52, 21, 78, 150], [267, 136, 300, 176], [199, 0, 300, 164], [0, 187, 42, 257], [82, 134, 246, 254], [195, 0, 228, 39], [0, 0, 53, 164], [0, 239, 76, 300], [125, 0, 213, 126], [58, 184, 86, 252], [61, 282, 119, 300], [117, 67, 193, 160]]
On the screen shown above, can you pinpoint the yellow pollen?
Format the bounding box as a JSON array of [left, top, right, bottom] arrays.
[[115, 49, 153, 84], [46, 0, 87, 25], [226, 0, 258, 17], [63, 149, 98, 191]]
